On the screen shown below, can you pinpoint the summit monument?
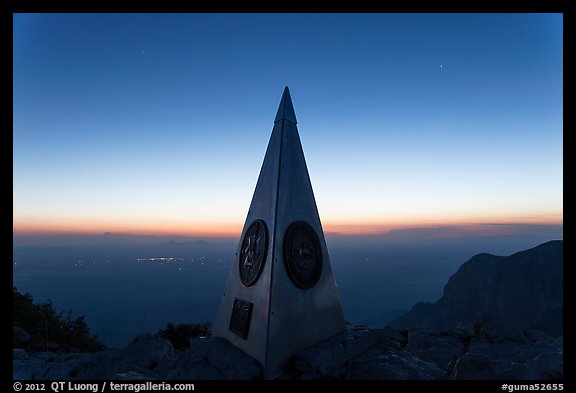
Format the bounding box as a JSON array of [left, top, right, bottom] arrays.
[[213, 87, 346, 378]]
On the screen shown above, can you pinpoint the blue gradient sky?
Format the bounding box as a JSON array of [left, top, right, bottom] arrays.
[[13, 13, 563, 236]]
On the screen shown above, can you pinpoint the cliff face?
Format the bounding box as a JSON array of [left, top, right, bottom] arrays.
[[390, 240, 563, 336]]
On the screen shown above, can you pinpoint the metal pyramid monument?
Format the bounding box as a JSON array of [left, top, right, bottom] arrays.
[[213, 87, 346, 378]]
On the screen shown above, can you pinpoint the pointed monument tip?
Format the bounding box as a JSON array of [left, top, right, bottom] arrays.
[[274, 86, 297, 124]]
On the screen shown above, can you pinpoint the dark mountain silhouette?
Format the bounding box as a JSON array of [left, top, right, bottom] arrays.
[[390, 240, 563, 337]]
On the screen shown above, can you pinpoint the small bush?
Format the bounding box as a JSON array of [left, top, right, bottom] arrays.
[[13, 287, 105, 353], [158, 322, 211, 351]]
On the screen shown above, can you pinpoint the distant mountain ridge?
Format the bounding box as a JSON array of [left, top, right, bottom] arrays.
[[390, 240, 563, 337]]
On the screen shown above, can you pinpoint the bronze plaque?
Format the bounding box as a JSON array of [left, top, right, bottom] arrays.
[[238, 220, 268, 287], [283, 221, 323, 290], [229, 298, 253, 339]]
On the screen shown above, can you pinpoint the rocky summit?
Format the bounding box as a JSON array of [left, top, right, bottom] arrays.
[[13, 317, 562, 380]]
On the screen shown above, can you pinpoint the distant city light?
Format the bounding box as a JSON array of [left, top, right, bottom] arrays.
[[137, 257, 184, 262]]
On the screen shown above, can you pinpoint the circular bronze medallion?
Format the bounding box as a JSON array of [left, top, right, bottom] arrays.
[[283, 221, 323, 290], [238, 220, 268, 287]]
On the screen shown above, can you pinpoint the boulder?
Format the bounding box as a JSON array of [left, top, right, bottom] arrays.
[[165, 349, 225, 380], [13, 325, 31, 348], [343, 344, 445, 380], [13, 348, 27, 360], [404, 328, 464, 370], [188, 336, 261, 379], [524, 350, 563, 379], [295, 326, 380, 378], [472, 312, 529, 344], [450, 353, 537, 379]]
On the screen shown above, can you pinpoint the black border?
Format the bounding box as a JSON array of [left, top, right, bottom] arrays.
[[5, 1, 573, 389]]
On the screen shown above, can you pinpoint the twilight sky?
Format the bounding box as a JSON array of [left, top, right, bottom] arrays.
[[13, 13, 563, 237]]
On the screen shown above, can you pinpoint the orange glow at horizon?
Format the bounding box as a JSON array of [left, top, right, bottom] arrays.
[[13, 213, 563, 238], [13, 216, 243, 238], [322, 213, 563, 235]]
